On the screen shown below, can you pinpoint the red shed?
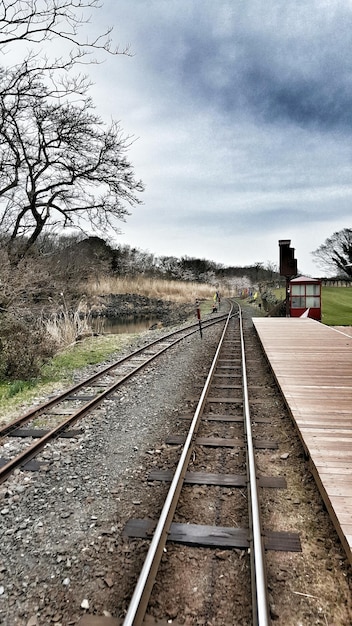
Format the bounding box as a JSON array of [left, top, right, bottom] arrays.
[[289, 275, 322, 321]]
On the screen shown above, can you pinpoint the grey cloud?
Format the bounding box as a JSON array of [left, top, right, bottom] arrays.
[[179, 202, 352, 235], [95, 1, 352, 275], [139, 1, 352, 131]]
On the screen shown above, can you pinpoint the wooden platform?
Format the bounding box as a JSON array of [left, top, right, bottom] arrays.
[[253, 317, 352, 565]]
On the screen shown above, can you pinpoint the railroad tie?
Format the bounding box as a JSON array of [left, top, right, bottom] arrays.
[[123, 518, 301, 552], [165, 434, 278, 449], [148, 469, 286, 488]]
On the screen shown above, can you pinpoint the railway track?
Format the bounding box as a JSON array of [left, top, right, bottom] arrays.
[[121, 303, 301, 625], [1, 304, 351, 625], [0, 313, 228, 485]]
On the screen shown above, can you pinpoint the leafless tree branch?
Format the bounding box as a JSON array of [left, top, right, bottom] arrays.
[[312, 229, 352, 277], [0, 85, 144, 260]]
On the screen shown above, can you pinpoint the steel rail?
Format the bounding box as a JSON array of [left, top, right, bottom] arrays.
[[0, 314, 228, 438], [238, 305, 270, 626], [0, 315, 228, 484], [122, 304, 235, 626]]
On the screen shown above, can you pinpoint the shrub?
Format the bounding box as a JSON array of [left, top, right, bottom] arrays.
[[0, 315, 57, 381], [260, 288, 279, 312]]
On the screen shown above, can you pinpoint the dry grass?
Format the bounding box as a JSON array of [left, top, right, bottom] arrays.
[[83, 276, 230, 303], [45, 310, 92, 346], [43, 296, 93, 347]]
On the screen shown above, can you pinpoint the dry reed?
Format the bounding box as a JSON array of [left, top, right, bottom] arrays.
[[43, 310, 92, 346], [83, 276, 229, 303]]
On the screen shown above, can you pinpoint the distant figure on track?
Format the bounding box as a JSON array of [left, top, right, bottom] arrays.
[[213, 290, 220, 312]]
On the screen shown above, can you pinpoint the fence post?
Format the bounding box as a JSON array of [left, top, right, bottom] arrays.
[[196, 306, 203, 339]]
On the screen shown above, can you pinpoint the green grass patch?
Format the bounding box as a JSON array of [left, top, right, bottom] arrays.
[[7, 379, 36, 398], [320, 287, 352, 325], [0, 379, 52, 420], [198, 298, 219, 315], [0, 379, 36, 403], [0, 333, 139, 420], [273, 287, 286, 301], [41, 334, 136, 382]]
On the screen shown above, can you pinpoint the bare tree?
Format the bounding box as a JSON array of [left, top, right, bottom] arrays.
[[0, 86, 143, 259], [312, 228, 352, 277], [0, 1, 132, 100], [0, 1, 125, 58], [0, 1, 144, 261]]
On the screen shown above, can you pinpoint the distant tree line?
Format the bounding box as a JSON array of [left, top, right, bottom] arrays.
[[0, 232, 280, 381], [28, 234, 280, 284]]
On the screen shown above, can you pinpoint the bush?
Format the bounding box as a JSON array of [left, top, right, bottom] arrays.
[[0, 315, 57, 381], [260, 288, 279, 312]]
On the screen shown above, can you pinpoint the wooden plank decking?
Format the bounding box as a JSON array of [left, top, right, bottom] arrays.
[[252, 317, 352, 565]]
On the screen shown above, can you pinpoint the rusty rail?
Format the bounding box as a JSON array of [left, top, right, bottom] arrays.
[[0, 314, 228, 484], [122, 304, 235, 625]]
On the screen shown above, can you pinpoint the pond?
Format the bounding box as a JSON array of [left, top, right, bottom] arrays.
[[92, 316, 161, 335]]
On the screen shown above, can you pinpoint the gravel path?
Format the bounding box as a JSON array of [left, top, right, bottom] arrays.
[[0, 320, 223, 626]]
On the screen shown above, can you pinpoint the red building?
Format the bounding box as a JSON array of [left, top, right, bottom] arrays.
[[289, 275, 322, 321]]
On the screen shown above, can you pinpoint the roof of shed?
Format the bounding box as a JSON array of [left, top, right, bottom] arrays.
[[290, 275, 321, 283]]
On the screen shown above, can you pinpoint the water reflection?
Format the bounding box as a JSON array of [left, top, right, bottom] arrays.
[[92, 316, 160, 335]]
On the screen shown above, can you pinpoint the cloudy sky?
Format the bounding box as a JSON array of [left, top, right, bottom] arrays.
[[89, 0, 352, 276]]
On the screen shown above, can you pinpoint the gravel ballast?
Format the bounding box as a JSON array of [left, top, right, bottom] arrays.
[[0, 320, 223, 625], [0, 312, 351, 626]]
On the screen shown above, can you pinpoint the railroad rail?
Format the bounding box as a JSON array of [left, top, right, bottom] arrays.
[[122, 303, 301, 626], [0, 313, 228, 485], [2, 305, 349, 624]]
